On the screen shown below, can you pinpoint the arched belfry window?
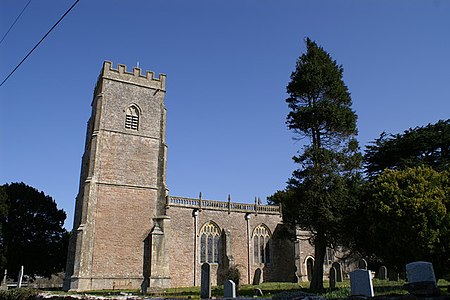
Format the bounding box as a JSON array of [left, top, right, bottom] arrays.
[[253, 224, 271, 264], [125, 105, 139, 130], [200, 221, 221, 264]]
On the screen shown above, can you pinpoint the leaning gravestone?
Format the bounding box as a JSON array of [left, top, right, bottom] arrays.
[[405, 261, 439, 296], [329, 266, 336, 289], [350, 269, 374, 297], [332, 262, 343, 282], [17, 266, 24, 288], [378, 266, 387, 280], [254, 288, 264, 297], [252, 268, 262, 285], [200, 263, 211, 299], [224, 280, 236, 298]]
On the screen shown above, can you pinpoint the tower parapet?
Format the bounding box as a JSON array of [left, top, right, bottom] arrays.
[[101, 61, 166, 91], [64, 61, 169, 292]]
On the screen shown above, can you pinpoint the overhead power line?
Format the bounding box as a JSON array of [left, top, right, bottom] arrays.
[[0, 0, 33, 46], [0, 0, 80, 88]]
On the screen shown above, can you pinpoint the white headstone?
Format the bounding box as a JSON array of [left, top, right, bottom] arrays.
[[406, 261, 436, 284], [350, 269, 374, 297], [224, 280, 236, 298]]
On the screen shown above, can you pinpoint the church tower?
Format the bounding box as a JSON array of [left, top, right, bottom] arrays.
[[64, 61, 169, 291]]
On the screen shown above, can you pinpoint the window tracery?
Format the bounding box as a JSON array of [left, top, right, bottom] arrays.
[[200, 221, 221, 264], [253, 224, 271, 264]]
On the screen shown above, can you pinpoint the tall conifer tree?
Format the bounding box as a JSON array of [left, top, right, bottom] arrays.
[[283, 38, 361, 291]]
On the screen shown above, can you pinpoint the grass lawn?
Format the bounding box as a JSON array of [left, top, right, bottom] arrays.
[[36, 279, 449, 299], [158, 279, 450, 299]]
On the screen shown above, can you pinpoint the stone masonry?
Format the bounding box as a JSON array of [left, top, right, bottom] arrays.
[[64, 61, 168, 291], [64, 61, 350, 292]]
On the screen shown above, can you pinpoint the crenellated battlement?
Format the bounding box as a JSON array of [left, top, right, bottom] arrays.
[[100, 61, 166, 91]]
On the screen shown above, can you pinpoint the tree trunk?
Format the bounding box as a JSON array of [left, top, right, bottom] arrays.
[[310, 233, 326, 292]]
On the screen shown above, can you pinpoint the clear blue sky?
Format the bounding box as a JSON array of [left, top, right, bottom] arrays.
[[1, 1, 449, 229]]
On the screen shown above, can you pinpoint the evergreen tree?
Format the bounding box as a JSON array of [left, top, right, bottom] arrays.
[[279, 38, 361, 291], [1, 182, 69, 278], [365, 119, 450, 176], [0, 186, 7, 271], [365, 166, 450, 278]]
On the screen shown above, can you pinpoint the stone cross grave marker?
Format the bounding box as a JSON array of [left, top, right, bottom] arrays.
[[200, 263, 211, 299], [332, 262, 343, 282], [378, 266, 387, 280], [252, 268, 262, 285], [224, 280, 236, 298], [17, 266, 24, 288], [405, 261, 438, 296], [329, 266, 336, 289], [350, 269, 374, 297]]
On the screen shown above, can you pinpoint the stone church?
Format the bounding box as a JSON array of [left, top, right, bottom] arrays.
[[63, 61, 353, 292]]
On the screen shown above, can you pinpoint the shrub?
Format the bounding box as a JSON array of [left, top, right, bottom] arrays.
[[222, 265, 241, 288], [0, 288, 39, 300]]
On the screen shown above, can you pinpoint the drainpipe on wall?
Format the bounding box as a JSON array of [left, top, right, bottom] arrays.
[[245, 213, 251, 284], [193, 209, 199, 286]]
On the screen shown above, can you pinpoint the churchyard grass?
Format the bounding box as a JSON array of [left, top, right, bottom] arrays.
[[160, 279, 450, 299], [36, 279, 449, 299]]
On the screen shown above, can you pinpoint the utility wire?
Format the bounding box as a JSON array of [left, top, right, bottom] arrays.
[[0, 0, 80, 88], [0, 0, 33, 46]]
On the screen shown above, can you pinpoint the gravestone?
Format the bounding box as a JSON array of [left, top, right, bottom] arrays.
[[329, 266, 336, 289], [388, 269, 399, 281], [378, 266, 387, 280], [224, 280, 236, 298], [0, 269, 6, 290], [200, 263, 211, 299], [140, 278, 148, 295], [252, 268, 262, 285], [254, 288, 264, 297], [405, 261, 438, 296], [358, 258, 368, 270], [331, 262, 343, 282], [350, 269, 374, 297], [17, 266, 24, 288]]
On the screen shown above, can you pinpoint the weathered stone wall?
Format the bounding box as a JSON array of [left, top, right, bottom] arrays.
[[166, 204, 297, 287], [64, 62, 167, 291], [64, 61, 331, 292]]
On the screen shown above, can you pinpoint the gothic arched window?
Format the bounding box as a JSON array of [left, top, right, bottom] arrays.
[[200, 221, 221, 264], [125, 105, 139, 130], [253, 224, 271, 264]]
